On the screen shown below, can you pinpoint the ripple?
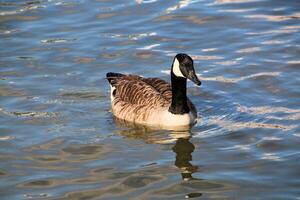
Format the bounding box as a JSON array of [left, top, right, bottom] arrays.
[[134, 51, 155, 59], [137, 44, 160, 50], [138, 0, 159, 4], [62, 145, 103, 155], [102, 32, 157, 41], [293, 133, 300, 137], [41, 38, 77, 44], [261, 153, 282, 161], [17, 56, 35, 60], [24, 193, 50, 199], [283, 25, 300, 30], [24, 138, 65, 151], [246, 24, 300, 35], [0, 86, 27, 96], [155, 14, 210, 26], [22, 180, 53, 188], [0, 15, 40, 22], [218, 8, 256, 13], [0, 28, 20, 35], [208, 0, 261, 6], [215, 0, 260, 3], [59, 91, 105, 100], [261, 40, 288, 45], [207, 117, 296, 131], [220, 144, 252, 151], [237, 105, 300, 121], [152, 179, 233, 197], [55, 166, 170, 199], [205, 72, 280, 83], [260, 136, 282, 141], [0, 108, 60, 118], [215, 60, 239, 66], [287, 60, 300, 64], [0, 136, 16, 141], [201, 48, 217, 52], [58, 143, 113, 161], [237, 105, 300, 115], [122, 175, 161, 188], [191, 55, 223, 60], [236, 47, 260, 53], [96, 13, 115, 19], [74, 57, 96, 63], [245, 12, 300, 22], [0, 4, 45, 16], [165, 0, 190, 14]]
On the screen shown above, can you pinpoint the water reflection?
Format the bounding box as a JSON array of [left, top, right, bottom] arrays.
[[115, 119, 199, 181], [114, 117, 191, 144], [114, 123, 230, 198], [173, 138, 199, 182]]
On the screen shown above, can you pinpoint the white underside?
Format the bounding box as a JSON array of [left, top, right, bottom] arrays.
[[160, 110, 196, 127], [137, 109, 197, 128]]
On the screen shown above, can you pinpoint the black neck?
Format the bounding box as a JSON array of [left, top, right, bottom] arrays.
[[169, 72, 190, 114]]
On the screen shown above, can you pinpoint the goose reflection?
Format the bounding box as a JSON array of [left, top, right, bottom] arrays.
[[173, 138, 198, 181], [114, 118, 199, 181], [113, 117, 191, 143]]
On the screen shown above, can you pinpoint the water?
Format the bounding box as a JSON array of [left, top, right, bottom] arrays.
[[1, 0, 300, 199]]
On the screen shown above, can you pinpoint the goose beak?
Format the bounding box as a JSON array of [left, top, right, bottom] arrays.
[[187, 72, 201, 86]]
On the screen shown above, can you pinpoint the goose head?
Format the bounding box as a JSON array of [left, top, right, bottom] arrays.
[[171, 53, 201, 86]]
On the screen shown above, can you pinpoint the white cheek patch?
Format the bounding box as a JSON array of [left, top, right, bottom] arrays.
[[172, 58, 185, 78]]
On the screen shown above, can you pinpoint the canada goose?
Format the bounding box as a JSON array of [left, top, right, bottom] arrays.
[[106, 53, 201, 128]]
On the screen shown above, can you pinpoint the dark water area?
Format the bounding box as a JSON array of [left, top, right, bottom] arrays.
[[1, 0, 300, 199]]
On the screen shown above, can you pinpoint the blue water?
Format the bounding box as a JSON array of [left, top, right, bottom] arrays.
[[1, 0, 300, 199]]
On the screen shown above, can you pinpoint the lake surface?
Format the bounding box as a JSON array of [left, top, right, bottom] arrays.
[[1, 0, 300, 199]]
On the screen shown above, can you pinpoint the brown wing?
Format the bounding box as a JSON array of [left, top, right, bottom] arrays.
[[140, 77, 172, 102], [107, 72, 172, 100], [114, 77, 169, 107]]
